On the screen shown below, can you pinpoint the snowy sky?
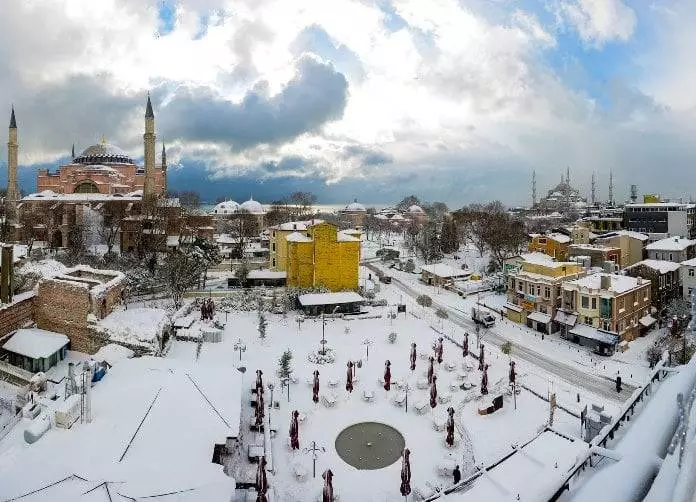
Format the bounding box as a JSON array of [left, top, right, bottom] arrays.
[[1, 0, 695, 205]]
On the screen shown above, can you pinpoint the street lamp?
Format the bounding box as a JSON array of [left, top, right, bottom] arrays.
[[404, 382, 412, 413], [268, 382, 275, 430], [234, 339, 246, 361], [362, 338, 373, 360], [321, 313, 328, 356], [303, 440, 326, 478]]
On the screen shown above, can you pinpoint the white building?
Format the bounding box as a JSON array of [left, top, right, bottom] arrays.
[[624, 202, 696, 241], [680, 257, 696, 300], [645, 236, 696, 263]]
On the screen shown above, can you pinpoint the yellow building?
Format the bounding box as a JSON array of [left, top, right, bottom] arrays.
[[506, 257, 585, 333], [285, 222, 360, 291], [269, 219, 324, 271], [528, 232, 571, 261]]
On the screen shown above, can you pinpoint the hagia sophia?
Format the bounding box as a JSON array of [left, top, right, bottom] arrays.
[[3, 96, 212, 251]]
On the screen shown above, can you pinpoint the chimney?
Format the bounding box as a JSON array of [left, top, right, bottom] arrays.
[[600, 274, 611, 291], [0, 244, 13, 304]]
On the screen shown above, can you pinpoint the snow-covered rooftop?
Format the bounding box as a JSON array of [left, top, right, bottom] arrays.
[[247, 269, 287, 280], [298, 292, 364, 306], [0, 357, 239, 501], [337, 231, 360, 242], [596, 230, 649, 242], [564, 273, 643, 294], [646, 236, 696, 251], [569, 323, 620, 345], [438, 429, 588, 501], [518, 252, 556, 265], [92, 343, 134, 365], [546, 232, 571, 243], [680, 257, 696, 267], [285, 232, 312, 243], [2, 328, 69, 359], [626, 259, 681, 274], [97, 308, 170, 346], [23, 192, 142, 202], [17, 259, 68, 279], [271, 219, 324, 231], [421, 263, 469, 278]]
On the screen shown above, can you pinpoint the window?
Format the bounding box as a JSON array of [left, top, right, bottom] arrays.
[[536, 285, 541, 296], [584, 316, 593, 325], [544, 286, 551, 299], [644, 289, 649, 301], [518, 281, 524, 292], [618, 297, 625, 311], [272, 259, 276, 267], [669, 253, 673, 261], [591, 297, 597, 309], [581, 296, 589, 309], [690, 268, 695, 277], [271, 242, 276, 252]]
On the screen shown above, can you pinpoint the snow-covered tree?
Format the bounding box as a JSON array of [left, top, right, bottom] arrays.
[[278, 350, 293, 379], [415, 220, 442, 263], [404, 259, 415, 273], [417, 295, 433, 307], [163, 244, 208, 309], [257, 296, 267, 339]]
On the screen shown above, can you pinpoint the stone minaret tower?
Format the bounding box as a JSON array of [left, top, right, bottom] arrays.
[[143, 94, 156, 203], [6, 107, 19, 223], [161, 143, 167, 195], [608, 169, 614, 206], [531, 170, 537, 208], [591, 171, 596, 206]]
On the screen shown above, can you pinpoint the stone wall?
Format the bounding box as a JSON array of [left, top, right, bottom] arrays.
[[0, 293, 35, 338]]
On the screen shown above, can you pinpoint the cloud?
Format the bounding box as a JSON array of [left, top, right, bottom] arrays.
[[158, 55, 348, 150], [556, 0, 637, 47]]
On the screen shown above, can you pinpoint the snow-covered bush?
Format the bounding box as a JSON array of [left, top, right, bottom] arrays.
[[307, 348, 335, 364], [404, 259, 415, 273], [417, 294, 433, 307], [388, 332, 397, 344]]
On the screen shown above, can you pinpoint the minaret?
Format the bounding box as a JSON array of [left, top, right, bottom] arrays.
[[531, 170, 537, 208], [566, 166, 570, 185], [143, 94, 156, 203], [71, 143, 75, 160], [6, 107, 19, 223], [608, 169, 614, 206], [591, 171, 596, 206], [161, 143, 167, 195]]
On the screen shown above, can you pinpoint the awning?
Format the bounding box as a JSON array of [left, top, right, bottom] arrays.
[[569, 324, 620, 345], [554, 310, 578, 327], [505, 303, 523, 313], [639, 315, 657, 328], [527, 311, 552, 324]]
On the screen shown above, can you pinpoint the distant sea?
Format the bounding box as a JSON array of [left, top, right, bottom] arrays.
[[200, 203, 389, 214]]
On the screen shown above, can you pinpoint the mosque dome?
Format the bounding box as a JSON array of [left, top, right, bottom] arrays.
[[344, 199, 366, 212], [213, 200, 240, 214], [74, 140, 134, 165], [408, 204, 425, 213], [240, 198, 265, 214]]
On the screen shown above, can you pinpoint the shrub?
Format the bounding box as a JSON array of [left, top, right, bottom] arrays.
[[417, 294, 433, 307], [388, 332, 398, 344], [404, 259, 415, 273]]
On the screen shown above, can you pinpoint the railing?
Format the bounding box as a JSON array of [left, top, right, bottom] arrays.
[[0, 360, 33, 384], [0, 411, 21, 443]]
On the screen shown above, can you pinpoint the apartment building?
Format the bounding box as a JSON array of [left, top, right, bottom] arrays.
[[506, 257, 585, 333], [528, 233, 572, 261], [645, 236, 696, 263], [562, 273, 651, 342]]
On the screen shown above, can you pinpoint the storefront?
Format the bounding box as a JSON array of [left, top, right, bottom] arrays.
[[526, 311, 552, 334]]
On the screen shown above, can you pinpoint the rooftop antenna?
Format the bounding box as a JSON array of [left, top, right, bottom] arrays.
[[630, 184, 638, 203]]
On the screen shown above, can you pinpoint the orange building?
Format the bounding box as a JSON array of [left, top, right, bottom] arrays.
[[528, 232, 571, 261]]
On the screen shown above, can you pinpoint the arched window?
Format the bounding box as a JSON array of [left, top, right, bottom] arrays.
[[74, 180, 99, 193]]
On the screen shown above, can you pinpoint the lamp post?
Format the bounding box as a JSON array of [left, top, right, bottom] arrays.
[[321, 313, 327, 356], [303, 440, 326, 478], [362, 338, 373, 361], [281, 377, 291, 403], [404, 382, 412, 413], [234, 339, 246, 361], [237, 366, 247, 394], [268, 382, 275, 430]]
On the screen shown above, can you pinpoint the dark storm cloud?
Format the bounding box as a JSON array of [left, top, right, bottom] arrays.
[[158, 56, 349, 150]]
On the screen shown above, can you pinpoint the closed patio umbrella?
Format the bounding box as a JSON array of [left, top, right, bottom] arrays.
[[313, 370, 320, 404], [400, 448, 412, 496], [410, 343, 417, 372], [322, 468, 334, 502], [383, 360, 392, 391], [430, 374, 438, 409], [346, 361, 354, 393]]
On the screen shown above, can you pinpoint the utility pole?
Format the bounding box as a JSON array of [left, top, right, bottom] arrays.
[[532, 170, 537, 208], [608, 169, 614, 206]]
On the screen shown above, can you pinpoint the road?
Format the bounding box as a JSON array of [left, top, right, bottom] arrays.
[[364, 263, 636, 402]]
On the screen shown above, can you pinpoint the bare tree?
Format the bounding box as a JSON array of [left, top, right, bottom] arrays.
[[169, 190, 201, 210], [265, 199, 293, 226], [289, 191, 317, 219], [18, 210, 44, 255], [99, 203, 128, 256], [223, 209, 259, 261], [163, 246, 206, 309]]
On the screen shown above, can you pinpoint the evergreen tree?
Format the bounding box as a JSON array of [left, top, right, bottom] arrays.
[[278, 350, 293, 379], [257, 296, 267, 339]]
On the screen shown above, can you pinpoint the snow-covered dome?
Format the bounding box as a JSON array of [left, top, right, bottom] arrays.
[[213, 200, 239, 214], [34, 190, 57, 197], [74, 140, 134, 165], [408, 204, 425, 214], [344, 199, 366, 213], [240, 198, 265, 214]]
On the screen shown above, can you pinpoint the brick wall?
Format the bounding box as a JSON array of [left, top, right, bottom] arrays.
[[0, 293, 35, 338], [35, 280, 95, 353]]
